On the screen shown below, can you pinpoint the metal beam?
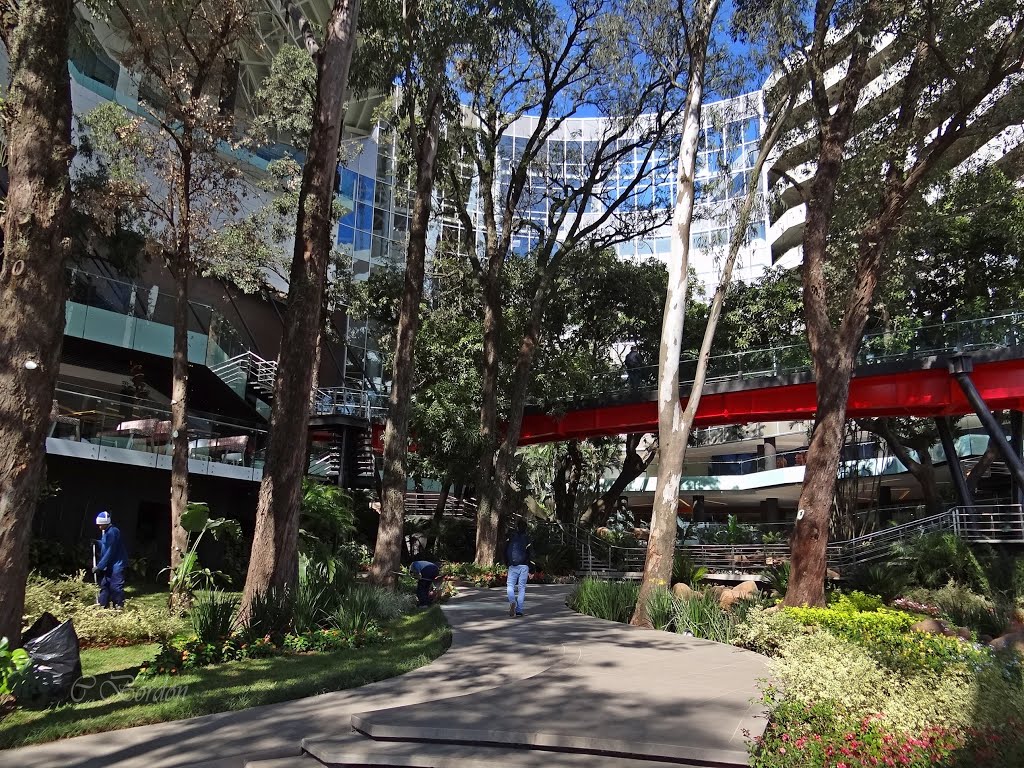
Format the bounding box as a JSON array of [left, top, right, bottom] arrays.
[[936, 415, 974, 508], [1013, 410, 1024, 507], [949, 355, 1024, 493]]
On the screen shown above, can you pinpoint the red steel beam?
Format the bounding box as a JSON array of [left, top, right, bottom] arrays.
[[517, 358, 1024, 445]]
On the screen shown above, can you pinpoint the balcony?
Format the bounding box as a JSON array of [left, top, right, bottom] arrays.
[[46, 383, 267, 482]]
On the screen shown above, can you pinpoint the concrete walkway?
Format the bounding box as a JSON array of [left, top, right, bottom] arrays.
[[2, 586, 769, 768]]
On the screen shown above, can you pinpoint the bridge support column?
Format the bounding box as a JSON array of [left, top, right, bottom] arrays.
[[936, 415, 974, 509], [878, 486, 893, 527], [949, 356, 1024, 494], [693, 495, 705, 523]]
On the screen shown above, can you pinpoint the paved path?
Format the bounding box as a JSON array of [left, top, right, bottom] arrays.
[[2, 585, 769, 768]]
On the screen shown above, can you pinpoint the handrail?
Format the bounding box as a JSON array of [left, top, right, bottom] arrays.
[[533, 310, 1024, 406], [571, 505, 1024, 575]]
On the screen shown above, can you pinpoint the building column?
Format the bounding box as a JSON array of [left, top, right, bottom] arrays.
[[759, 497, 779, 524], [757, 437, 777, 471], [878, 485, 893, 527], [693, 495, 705, 523]]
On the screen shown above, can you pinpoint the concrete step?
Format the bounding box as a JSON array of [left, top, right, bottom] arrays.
[[244, 755, 317, 768], [301, 733, 743, 767]]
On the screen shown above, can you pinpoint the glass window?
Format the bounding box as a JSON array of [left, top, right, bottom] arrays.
[[352, 258, 370, 281], [514, 137, 530, 161], [744, 117, 760, 143], [354, 229, 371, 255], [373, 207, 388, 237], [374, 182, 392, 209], [726, 121, 744, 146], [704, 128, 722, 151], [357, 174, 374, 204], [337, 223, 354, 245], [339, 169, 357, 200], [731, 171, 750, 198], [394, 214, 409, 232], [356, 202, 373, 231], [339, 208, 355, 228]]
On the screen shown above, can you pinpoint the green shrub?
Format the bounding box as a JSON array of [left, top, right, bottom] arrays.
[[72, 604, 182, 646], [828, 590, 884, 613], [750, 694, 1024, 768], [0, 637, 31, 697], [763, 562, 790, 597], [566, 579, 639, 623], [891, 532, 989, 592], [764, 630, 1024, 738], [672, 589, 737, 643], [847, 562, 911, 603], [672, 553, 707, 587], [190, 591, 239, 643], [645, 586, 675, 631], [785, 605, 990, 673], [440, 562, 508, 587], [23, 573, 97, 624], [243, 587, 294, 642], [903, 584, 1011, 637], [732, 607, 805, 656]]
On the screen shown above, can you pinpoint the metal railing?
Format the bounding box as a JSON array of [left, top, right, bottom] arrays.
[[571, 505, 1024, 577], [533, 310, 1024, 406]]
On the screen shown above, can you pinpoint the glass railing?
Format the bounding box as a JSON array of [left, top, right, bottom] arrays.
[[65, 269, 249, 368], [532, 311, 1024, 406], [47, 385, 268, 474]]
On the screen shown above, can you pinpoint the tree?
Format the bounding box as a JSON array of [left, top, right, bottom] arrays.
[[242, 0, 363, 612], [84, 0, 260, 604], [631, 0, 801, 626], [0, 0, 74, 645], [448, 0, 688, 565], [785, 0, 1024, 607], [359, 0, 513, 588]]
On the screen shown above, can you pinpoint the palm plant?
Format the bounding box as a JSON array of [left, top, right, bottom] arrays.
[[162, 502, 242, 610]]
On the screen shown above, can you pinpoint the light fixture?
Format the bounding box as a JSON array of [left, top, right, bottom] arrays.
[[24, 360, 39, 370]]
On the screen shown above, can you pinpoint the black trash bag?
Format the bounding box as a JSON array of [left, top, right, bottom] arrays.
[[21, 613, 82, 701]]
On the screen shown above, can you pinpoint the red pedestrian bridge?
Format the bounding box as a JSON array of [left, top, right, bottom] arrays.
[[518, 314, 1024, 446]]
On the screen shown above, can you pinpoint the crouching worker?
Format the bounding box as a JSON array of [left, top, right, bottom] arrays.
[[94, 511, 128, 609], [410, 560, 440, 607]]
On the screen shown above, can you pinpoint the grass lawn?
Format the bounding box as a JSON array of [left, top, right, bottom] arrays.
[[0, 607, 450, 750]]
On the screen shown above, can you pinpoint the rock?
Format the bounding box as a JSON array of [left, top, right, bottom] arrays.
[[980, 634, 993, 644], [956, 626, 972, 641], [720, 589, 740, 611], [672, 582, 693, 600], [912, 618, 954, 637], [826, 569, 840, 580], [989, 631, 1024, 653], [734, 580, 759, 599], [710, 585, 727, 599]]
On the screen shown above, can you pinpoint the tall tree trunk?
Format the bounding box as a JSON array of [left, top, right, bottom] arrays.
[[857, 418, 943, 516], [169, 267, 191, 599], [966, 441, 999, 494], [426, 480, 450, 554], [631, 6, 713, 627], [786, 361, 853, 604], [369, 105, 442, 588], [553, 440, 582, 526], [478, 266, 556, 560], [473, 278, 502, 565], [580, 434, 654, 528], [242, 0, 362, 612], [0, 0, 73, 646]]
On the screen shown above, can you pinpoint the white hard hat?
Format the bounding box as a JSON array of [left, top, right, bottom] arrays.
[[95, 511, 112, 525]]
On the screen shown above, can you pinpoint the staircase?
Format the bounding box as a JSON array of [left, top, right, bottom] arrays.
[[571, 504, 1024, 580]]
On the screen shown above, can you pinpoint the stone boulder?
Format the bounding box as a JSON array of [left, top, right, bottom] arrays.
[[956, 626, 972, 641], [912, 618, 954, 637], [672, 582, 693, 600], [733, 580, 759, 599], [719, 589, 739, 611], [989, 631, 1024, 654]]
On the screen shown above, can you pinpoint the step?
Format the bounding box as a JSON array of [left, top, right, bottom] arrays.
[[302, 733, 737, 768], [245, 757, 315, 768]]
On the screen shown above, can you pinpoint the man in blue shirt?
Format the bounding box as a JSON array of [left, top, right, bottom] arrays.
[[93, 511, 128, 609], [505, 520, 532, 617], [410, 560, 440, 607]]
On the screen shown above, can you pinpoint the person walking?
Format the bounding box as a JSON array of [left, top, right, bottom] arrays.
[[410, 559, 440, 607], [93, 511, 128, 609], [505, 520, 532, 617]]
